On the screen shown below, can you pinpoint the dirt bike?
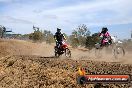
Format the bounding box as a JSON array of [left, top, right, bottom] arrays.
[[112, 41, 125, 59], [95, 36, 125, 59], [54, 41, 71, 58]]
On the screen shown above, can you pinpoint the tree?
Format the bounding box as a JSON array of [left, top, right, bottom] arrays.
[[69, 35, 79, 48], [70, 24, 91, 47], [92, 32, 100, 43], [85, 36, 95, 49], [29, 28, 43, 42], [77, 24, 90, 37], [0, 25, 6, 38], [85, 32, 100, 49], [43, 30, 54, 44], [46, 31, 54, 44], [29, 26, 55, 43], [68, 30, 80, 48], [72, 30, 78, 38]]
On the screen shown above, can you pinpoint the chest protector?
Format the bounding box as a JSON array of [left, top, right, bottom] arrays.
[[55, 32, 63, 41]]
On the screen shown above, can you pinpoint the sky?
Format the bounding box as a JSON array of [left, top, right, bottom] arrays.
[[0, 0, 132, 39]]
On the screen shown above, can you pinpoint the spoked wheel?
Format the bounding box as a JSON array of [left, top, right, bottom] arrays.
[[54, 47, 60, 58], [65, 48, 71, 58], [113, 46, 125, 59]]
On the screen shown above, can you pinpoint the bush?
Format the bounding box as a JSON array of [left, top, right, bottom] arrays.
[[85, 36, 95, 49], [70, 24, 90, 48], [85, 33, 100, 50], [29, 29, 43, 42]]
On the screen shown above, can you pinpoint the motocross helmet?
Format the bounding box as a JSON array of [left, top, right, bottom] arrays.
[[102, 27, 108, 33], [57, 28, 61, 32]]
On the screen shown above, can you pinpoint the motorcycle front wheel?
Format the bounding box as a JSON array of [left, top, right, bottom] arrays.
[[65, 48, 71, 58]]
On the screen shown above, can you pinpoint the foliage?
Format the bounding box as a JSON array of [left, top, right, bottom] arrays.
[[69, 24, 100, 49], [29, 26, 54, 43], [29, 29, 43, 42], [43, 30, 54, 44], [69, 24, 91, 48], [77, 24, 91, 37], [69, 35, 79, 48], [0, 24, 102, 49], [85, 33, 100, 49]]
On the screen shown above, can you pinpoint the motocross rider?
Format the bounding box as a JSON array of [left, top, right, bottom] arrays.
[[54, 28, 66, 49], [99, 27, 112, 46]]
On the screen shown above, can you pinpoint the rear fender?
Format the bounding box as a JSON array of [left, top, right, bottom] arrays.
[[62, 45, 68, 49]]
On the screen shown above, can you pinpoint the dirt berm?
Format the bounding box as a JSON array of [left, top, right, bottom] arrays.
[[0, 39, 132, 88]]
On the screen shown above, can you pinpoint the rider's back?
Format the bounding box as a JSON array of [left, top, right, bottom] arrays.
[[100, 31, 110, 38], [55, 32, 64, 41]]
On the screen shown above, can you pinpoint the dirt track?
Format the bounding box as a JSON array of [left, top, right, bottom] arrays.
[[0, 39, 131, 64], [0, 39, 132, 88]]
